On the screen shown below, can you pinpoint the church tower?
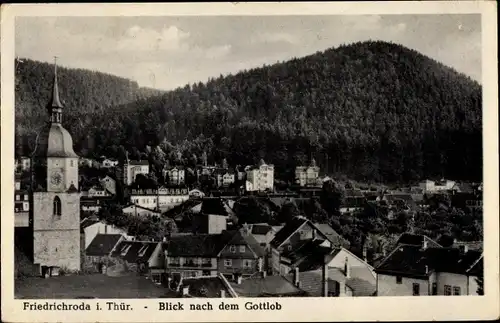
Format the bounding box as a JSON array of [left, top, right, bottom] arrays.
[[32, 59, 81, 273]]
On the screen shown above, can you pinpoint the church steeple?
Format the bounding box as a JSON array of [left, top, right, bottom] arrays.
[[48, 56, 63, 123]]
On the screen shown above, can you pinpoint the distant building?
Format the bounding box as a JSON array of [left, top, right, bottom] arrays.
[[295, 159, 320, 187], [375, 244, 483, 296], [245, 159, 274, 192], [164, 166, 186, 186], [178, 274, 236, 298], [79, 157, 94, 167], [122, 204, 162, 218], [15, 185, 30, 227], [129, 187, 189, 211], [110, 240, 163, 275], [101, 158, 119, 168], [188, 189, 205, 199], [419, 179, 456, 193], [215, 169, 236, 188], [87, 183, 113, 198], [122, 156, 149, 186], [99, 175, 117, 195]]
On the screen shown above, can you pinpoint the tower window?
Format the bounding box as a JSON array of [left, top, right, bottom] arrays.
[[70, 160, 74, 167], [53, 196, 62, 218]]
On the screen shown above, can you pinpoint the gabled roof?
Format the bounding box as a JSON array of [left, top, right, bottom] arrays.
[[127, 160, 149, 166], [396, 233, 442, 249], [375, 244, 483, 277], [86, 234, 123, 257], [80, 216, 101, 229], [110, 241, 159, 263], [230, 275, 307, 297], [219, 230, 266, 258], [270, 217, 309, 248], [313, 223, 350, 248], [122, 203, 161, 214], [165, 234, 227, 257], [280, 239, 335, 271]]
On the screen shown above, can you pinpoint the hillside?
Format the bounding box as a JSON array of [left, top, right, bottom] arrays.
[[16, 41, 482, 183], [15, 58, 164, 155]]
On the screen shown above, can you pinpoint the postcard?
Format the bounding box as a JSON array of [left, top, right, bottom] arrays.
[[1, 2, 499, 322]]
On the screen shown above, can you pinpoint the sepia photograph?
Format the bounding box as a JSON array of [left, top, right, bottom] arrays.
[[2, 2, 499, 323]]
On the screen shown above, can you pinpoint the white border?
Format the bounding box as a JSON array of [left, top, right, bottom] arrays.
[[1, 2, 498, 322]]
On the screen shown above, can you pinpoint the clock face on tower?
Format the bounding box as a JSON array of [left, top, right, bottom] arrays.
[[50, 171, 63, 186]]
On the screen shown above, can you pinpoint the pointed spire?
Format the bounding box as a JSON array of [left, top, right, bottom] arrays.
[[49, 56, 63, 109]]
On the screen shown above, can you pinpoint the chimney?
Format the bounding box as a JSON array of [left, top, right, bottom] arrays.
[[220, 290, 226, 298], [362, 245, 368, 262], [344, 258, 350, 279], [293, 267, 300, 287], [322, 263, 328, 297], [459, 245, 468, 254], [236, 275, 242, 285], [261, 271, 267, 278], [312, 229, 317, 240]]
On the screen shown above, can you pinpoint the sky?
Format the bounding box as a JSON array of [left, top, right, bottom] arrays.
[[15, 14, 481, 90]]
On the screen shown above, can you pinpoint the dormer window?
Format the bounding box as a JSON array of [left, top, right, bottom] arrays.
[[230, 245, 236, 253], [120, 244, 132, 256], [138, 245, 149, 257]]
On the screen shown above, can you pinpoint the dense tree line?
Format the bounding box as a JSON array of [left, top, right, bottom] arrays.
[[16, 41, 482, 183]]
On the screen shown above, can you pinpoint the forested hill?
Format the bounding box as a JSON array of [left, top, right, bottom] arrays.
[[16, 41, 482, 183], [15, 58, 164, 143]]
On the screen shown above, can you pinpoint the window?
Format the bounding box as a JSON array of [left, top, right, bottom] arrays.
[[53, 196, 61, 217], [396, 276, 402, 284], [120, 245, 132, 256], [224, 259, 232, 267], [229, 245, 236, 253], [15, 195, 20, 201], [453, 286, 461, 295], [412, 283, 420, 296], [243, 260, 252, 269], [239, 245, 246, 253], [70, 160, 74, 167], [432, 283, 438, 295], [444, 285, 452, 295]]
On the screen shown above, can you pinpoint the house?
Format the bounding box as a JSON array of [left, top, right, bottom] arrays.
[[375, 244, 483, 296], [110, 240, 163, 275], [122, 203, 162, 218], [101, 158, 119, 168], [241, 223, 277, 249], [87, 183, 113, 198], [80, 217, 130, 248], [122, 158, 150, 186], [217, 230, 266, 278], [177, 274, 236, 298], [99, 175, 117, 195], [215, 169, 236, 188], [419, 179, 456, 193], [129, 187, 189, 211], [295, 159, 320, 187], [235, 165, 246, 181], [84, 233, 125, 272], [395, 233, 443, 249], [270, 217, 348, 275], [164, 166, 186, 186], [163, 234, 223, 281], [229, 273, 307, 297], [245, 159, 274, 192], [284, 254, 377, 297]]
